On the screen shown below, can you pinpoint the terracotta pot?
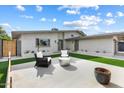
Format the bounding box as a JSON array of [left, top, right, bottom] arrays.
[[95, 67, 111, 85]]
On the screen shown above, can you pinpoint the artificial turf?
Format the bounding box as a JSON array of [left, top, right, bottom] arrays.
[[70, 53, 124, 68], [0, 62, 8, 88]]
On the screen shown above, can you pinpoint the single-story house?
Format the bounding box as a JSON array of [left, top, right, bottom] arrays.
[[11, 28, 124, 57], [12, 28, 85, 57], [66, 31, 124, 57]]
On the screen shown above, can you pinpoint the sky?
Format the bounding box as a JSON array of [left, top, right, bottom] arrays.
[[0, 5, 124, 36]]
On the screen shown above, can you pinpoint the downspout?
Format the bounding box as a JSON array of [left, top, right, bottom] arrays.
[[62, 32, 64, 50]]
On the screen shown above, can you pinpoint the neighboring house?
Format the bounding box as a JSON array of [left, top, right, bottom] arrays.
[[66, 32, 124, 57], [12, 28, 85, 57]]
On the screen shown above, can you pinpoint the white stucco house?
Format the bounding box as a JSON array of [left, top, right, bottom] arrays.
[[66, 31, 124, 57], [12, 28, 85, 57], [12, 28, 124, 57]]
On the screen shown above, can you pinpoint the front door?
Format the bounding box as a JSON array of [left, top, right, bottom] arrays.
[[58, 40, 63, 51], [74, 40, 79, 51]]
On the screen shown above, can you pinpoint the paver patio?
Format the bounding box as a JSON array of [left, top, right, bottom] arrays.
[[12, 57, 124, 88]]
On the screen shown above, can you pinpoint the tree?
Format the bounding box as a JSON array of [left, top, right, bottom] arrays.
[[0, 26, 11, 40], [0, 27, 6, 34]]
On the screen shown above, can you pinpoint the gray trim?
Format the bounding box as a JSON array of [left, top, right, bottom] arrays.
[[11, 30, 83, 39], [66, 31, 124, 40], [16, 40, 21, 56]]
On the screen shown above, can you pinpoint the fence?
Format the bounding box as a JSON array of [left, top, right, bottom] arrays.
[[0, 39, 2, 58], [0, 39, 21, 57], [3, 39, 16, 57]]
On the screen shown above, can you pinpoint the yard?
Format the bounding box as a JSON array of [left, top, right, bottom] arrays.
[[0, 53, 124, 88], [0, 54, 60, 88]]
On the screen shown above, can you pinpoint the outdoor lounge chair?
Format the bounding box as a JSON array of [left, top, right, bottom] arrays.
[[59, 50, 70, 66], [34, 51, 51, 67]]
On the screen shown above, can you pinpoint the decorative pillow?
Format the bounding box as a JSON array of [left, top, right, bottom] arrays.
[[47, 57, 51, 62], [61, 50, 68, 57], [36, 52, 43, 58]]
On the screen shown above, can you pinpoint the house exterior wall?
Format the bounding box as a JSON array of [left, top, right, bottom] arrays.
[[65, 40, 75, 51], [64, 32, 80, 39], [64, 32, 80, 49], [20, 33, 58, 57], [19, 31, 81, 57], [79, 37, 114, 56]]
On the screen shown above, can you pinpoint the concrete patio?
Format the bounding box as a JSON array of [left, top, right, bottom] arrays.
[[12, 57, 124, 88]]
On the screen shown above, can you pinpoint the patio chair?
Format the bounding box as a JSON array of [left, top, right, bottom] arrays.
[[59, 50, 70, 66], [34, 51, 51, 67], [61, 50, 69, 57]]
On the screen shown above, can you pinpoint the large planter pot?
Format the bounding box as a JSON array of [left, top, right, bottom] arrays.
[[95, 67, 111, 85]]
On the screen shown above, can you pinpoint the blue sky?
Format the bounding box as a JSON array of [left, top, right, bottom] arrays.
[[0, 5, 124, 35]]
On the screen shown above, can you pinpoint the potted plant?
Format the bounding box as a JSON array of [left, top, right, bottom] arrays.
[[95, 67, 111, 85]]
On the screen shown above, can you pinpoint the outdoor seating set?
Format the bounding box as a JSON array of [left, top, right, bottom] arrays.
[[34, 50, 111, 85], [34, 50, 70, 67]]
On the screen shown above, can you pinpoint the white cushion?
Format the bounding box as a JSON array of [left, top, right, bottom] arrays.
[[61, 50, 68, 57], [36, 51, 43, 58], [59, 57, 70, 60], [47, 57, 51, 62]]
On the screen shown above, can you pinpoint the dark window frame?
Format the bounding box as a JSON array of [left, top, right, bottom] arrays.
[[118, 42, 124, 52], [35, 38, 50, 47]]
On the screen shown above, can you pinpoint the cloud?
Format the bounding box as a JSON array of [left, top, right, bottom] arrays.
[[58, 5, 99, 15], [63, 15, 101, 30], [40, 18, 56, 22], [104, 18, 116, 25], [36, 5, 43, 12], [58, 5, 99, 11], [106, 12, 113, 17], [52, 18, 57, 22], [40, 17, 46, 22], [117, 11, 124, 17], [105, 30, 112, 33], [16, 5, 25, 11], [0, 23, 15, 31], [14, 26, 21, 30], [94, 26, 100, 31], [21, 15, 34, 19], [66, 9, 80, 15]]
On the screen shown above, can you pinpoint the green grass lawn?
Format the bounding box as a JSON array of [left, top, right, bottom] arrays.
[[70, 53, 124, 67], [0, 62, 8, 88], [0, 54, 60, 88]]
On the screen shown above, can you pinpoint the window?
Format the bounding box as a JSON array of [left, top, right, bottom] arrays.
[[36, 38, 50, 47], [118, 42, 124, 52]]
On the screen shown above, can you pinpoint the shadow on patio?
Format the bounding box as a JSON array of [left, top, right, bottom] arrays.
[[61, 65, 77, 71], [35, 65, 55, 77], [103, 82, 123, 88]]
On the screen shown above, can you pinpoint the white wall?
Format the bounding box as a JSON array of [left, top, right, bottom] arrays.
[[64, 32, 80, 39], [65, 40, 75, 51], [19, 31, 81, 57], [79, 37, 114, 56], [64, 32, 80, 49], [20, 33, 58, 57]]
